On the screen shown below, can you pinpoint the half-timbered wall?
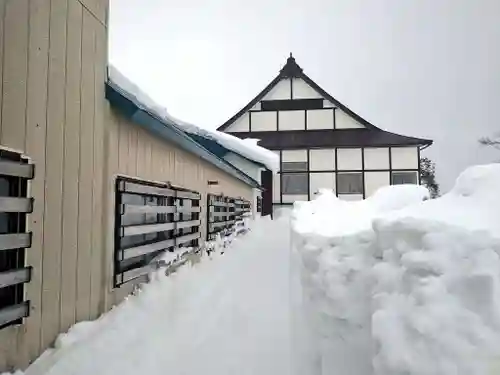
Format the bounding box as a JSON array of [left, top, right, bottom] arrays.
[[221, 70, 424, 205], [272, 146, 420, 204], [225, 77, 366, 134]]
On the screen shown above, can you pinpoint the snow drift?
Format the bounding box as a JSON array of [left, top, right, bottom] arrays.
[[291, 164, 500, 375], [108, 66, 279, 172]]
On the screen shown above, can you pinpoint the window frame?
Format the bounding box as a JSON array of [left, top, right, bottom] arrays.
[[336, 172, 363, 194], [281, 172, 309, 195], [391, 171, 418, 185]]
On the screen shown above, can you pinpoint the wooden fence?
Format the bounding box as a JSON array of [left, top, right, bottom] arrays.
[[0, 150, 34, 329], [114, 177, 201, 286], [207, 194, 251, 241]]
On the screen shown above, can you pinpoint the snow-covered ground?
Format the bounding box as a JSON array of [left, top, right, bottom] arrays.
[[17, 217, 296, 375], [292, 164, 500, 375]]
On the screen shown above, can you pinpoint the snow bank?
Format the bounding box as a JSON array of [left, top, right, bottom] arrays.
[[108, 66, 279, 172], [292, 164, 500, 375]]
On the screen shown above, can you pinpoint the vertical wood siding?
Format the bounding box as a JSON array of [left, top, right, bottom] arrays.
[[0, 0, 252, 370], [0, 0, 108, 370]]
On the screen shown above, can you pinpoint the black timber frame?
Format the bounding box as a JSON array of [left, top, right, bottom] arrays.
[[274, 146, 421, 205], [0, 149, 34, 330]]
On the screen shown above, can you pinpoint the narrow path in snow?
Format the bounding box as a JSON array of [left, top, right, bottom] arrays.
[[27, 216, 295, 375]]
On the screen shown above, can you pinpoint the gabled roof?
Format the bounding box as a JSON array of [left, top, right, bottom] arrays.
[[217, 54, 432, 148], [105, 71, 261, 189]]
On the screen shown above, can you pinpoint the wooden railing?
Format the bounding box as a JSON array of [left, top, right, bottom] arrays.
[[207, 194, 251, 241], [114, 177, 201, 286], [0, 149, 34, 329]]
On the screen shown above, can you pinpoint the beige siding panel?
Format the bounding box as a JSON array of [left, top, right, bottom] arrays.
[[127, 124, 138, 176], [102, 104, 118, 312], [60, 0, 82, 333], [40, 0, 68, 350], [117, 115, 128, 172], [1, 0, 29, 150], [21, 0, 51, 365], [90, 19, 106, 319], [0, 1, 4, 133], [76, 8, 96, 322]]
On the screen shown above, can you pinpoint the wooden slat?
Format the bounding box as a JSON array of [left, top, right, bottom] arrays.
[[0, 197, 33, 213], [122, 222, 175, 237], [121, 238, 176, 260], [0, 267, 31, 289], [0, 302, 29, 327], [119, 263, 154, 284], [0, 233, 31, 251], [175, 232, 200, 246], [178, 206, 200, 214], [0, 160, 34, 179], [176, 220, 201, 230], [121, 204, 175, 215], [120, 180, 176, 198], [176, 190, 200, 200]]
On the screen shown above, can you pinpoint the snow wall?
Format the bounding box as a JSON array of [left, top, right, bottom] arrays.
[[291, 164, 500, 375]]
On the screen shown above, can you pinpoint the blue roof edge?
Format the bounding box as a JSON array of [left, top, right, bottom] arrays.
[[105, 81, 261, 189]]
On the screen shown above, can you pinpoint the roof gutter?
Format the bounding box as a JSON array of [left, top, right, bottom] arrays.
[[106, 82, 261, 189]]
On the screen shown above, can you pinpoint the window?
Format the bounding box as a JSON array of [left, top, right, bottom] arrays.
[[114, 177, 201, 287], [282, 173, 308, 195], [281, 161, 308, 172], [337, 173, 363, 194], [391, 172, 418, 185], [0, 150, 34, 329]]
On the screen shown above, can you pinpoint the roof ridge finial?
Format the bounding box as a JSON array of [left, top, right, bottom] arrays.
[[280, 52, 302, 78]]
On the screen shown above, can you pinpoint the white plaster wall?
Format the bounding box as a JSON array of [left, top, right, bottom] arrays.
[[310, 149, 335, 171], [251, 102, 261, 111], [364, 171, 390, 197], [278, 110, 305, 131], [364, 148, 389, 170], [282, 194, 308, 204], [391, 147, 419, 170], [310, 172, 335, 197], [262, 79, 291, 100], [251, 111, 277, 132], [323, 100, 336, 108], [292, 78, 322, 99], [338, 194, 363, 201], [225, 112, 249, 132], [223, 152, 262, 183], [307, 109, 334, 130], [336, 110, 365, 129], [273, 174, 281, 202], [337, 148, 362, 170], [282, 149, 307, 162]]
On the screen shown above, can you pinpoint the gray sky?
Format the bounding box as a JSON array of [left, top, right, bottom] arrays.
[[109, 0, 500, 191]]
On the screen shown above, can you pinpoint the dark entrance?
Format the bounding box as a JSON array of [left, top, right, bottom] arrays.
[[261, 169, 273, 218]]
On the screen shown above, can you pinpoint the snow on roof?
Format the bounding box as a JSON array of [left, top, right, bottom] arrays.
[[108, 65, 279, 173]]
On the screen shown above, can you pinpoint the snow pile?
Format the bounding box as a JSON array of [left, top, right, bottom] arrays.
[[108, 66, 279, 172], [292, 164, 500, 375]]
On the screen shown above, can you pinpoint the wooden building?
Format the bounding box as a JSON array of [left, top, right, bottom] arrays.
[[0, 0, 259, 371], [218, 54, 433, 204]]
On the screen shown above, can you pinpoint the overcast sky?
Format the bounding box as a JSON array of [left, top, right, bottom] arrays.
[[109, 0, 499, 191]]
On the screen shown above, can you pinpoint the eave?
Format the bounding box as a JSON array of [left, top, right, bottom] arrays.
[[105, 81, 261, 189], [227, 129, 433, 150]]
